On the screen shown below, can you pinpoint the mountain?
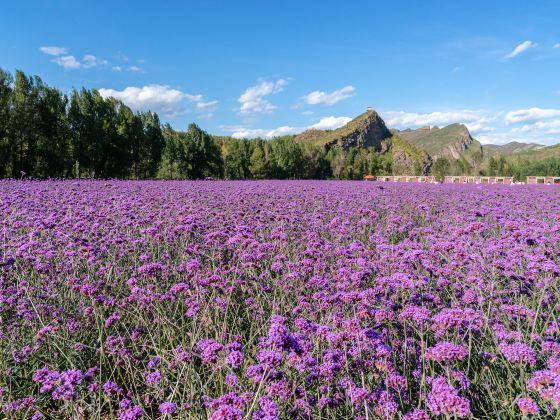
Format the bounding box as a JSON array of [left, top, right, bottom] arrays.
[[395, 124, 483, 165], [502, 143, 560, 161], [295, 108, 431, 174], [292, 108, 559, 177], [295, 109, 392, 151], [483, 141, 545, 157]]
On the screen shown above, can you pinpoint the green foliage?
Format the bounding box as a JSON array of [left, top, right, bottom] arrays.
[[0, 68, 164, 179], [1, 67, 558, 182], [432, 157, 450, 181], [249, 145, 267, 179]]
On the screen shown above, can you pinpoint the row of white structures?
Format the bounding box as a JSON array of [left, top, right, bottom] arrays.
[[366, 175, 560, 185]]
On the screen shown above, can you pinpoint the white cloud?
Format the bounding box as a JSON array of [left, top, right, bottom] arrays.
[[112, 65, 145, 73], [304, 86, 355, 106], [238, 79, 287, 115], [505, 107, 560, 124], [512, 120, 560, 134], [505, 40, 537, 58], [196, 100, 218, 119], [127, 65, 144, 73], [230, 115, 351, 139], [83, 55, 108, 69], [310, 116, 352, 130], [196, 100, 218, 110], [99, 85, 187, 116], [52, 55, 81, 69], [477, 131, 559, 146], [39, 46, 68, 56], [98, 84, 217, 117], [554, 43, 560, 49], [383, 110, 495, 133], [48, 53, 107, 70], [231, 126, 300, 139]]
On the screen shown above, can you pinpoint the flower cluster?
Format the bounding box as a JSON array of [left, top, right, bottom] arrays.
[[0, 180, 559, 418]]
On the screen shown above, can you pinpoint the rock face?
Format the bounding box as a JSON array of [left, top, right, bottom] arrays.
[[390, 141, 433, 175], [398, 124, 480, 162], [295, 109, 392, 152], [434, 126, 475, 161], [325, 110, 392, 151]]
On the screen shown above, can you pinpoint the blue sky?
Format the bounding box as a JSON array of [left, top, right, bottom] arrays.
[[2, 0, 560, 144]]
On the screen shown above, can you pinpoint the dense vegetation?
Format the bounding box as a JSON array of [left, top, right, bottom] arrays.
[[1, 68, 559, 181], [0, 69, 392, 180], [0, 69, 164, 179], [2, 181, 560, 418]]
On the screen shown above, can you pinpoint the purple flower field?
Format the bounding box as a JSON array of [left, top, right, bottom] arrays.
[[1, 180, 560, 419]]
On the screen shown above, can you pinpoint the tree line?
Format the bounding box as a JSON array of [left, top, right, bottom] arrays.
[[1, 68, 558, 181], [0, 68, 164, 179], [0, 68, 394, 180]]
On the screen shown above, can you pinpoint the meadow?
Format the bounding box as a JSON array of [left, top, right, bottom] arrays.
[[1, 180, 559, 419]]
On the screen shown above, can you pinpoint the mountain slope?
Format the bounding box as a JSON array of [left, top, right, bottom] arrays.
[[295, 109, 431, 175], [294, 109, 392, 151], [483, 141, 545, 157], [396, 124, 482, 163], [504, 143, 560, 161]]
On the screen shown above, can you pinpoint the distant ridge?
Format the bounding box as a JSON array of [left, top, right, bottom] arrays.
[[395, 124, 483, 165], [483, 141, 545, 157]]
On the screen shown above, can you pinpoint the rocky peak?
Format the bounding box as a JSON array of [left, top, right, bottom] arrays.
[[295, 108, 392, 151]]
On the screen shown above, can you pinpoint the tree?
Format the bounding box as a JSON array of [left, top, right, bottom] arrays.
[[186, 123, 222, 179], [0, 69, 13, 177], [10, 70, 42, 177], [432, 157, 450, 181], [141, 112, 164, 178], [249, 144, 267, 179], [35, 84, 71, 177]]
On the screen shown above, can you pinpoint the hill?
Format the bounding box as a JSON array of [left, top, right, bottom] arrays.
[[294, 109, 392, 151], [295, 108, 431, 174], [396, 124, 483, 164], [483, 141, 545, 157]]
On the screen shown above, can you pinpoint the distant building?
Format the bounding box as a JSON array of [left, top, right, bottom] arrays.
[[367, 106, 373, 112], [444, 176, 513, 185], [527, 176, 560, 185], [373, 175, 436, 183], [363, 175, 375, 181]]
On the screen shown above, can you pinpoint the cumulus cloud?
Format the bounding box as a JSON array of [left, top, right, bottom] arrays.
[[39, 46, 68, 56], [477, 130, 559, 146], [83, 55, 108, 69], [505, 107, 560, 124], [382, 110, 496, 133], [505, 40, 537, 58], [98, 84, 217, 117], [310, 116, 352, 130], [304, 86, 355, 106], [238, 79, 287, 115], [511, 120, 560, 134], [230, 115, 351, 139], [47, 53, 108, 70], [52, 55, 82, 69], [231, 126, 300, 139]]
